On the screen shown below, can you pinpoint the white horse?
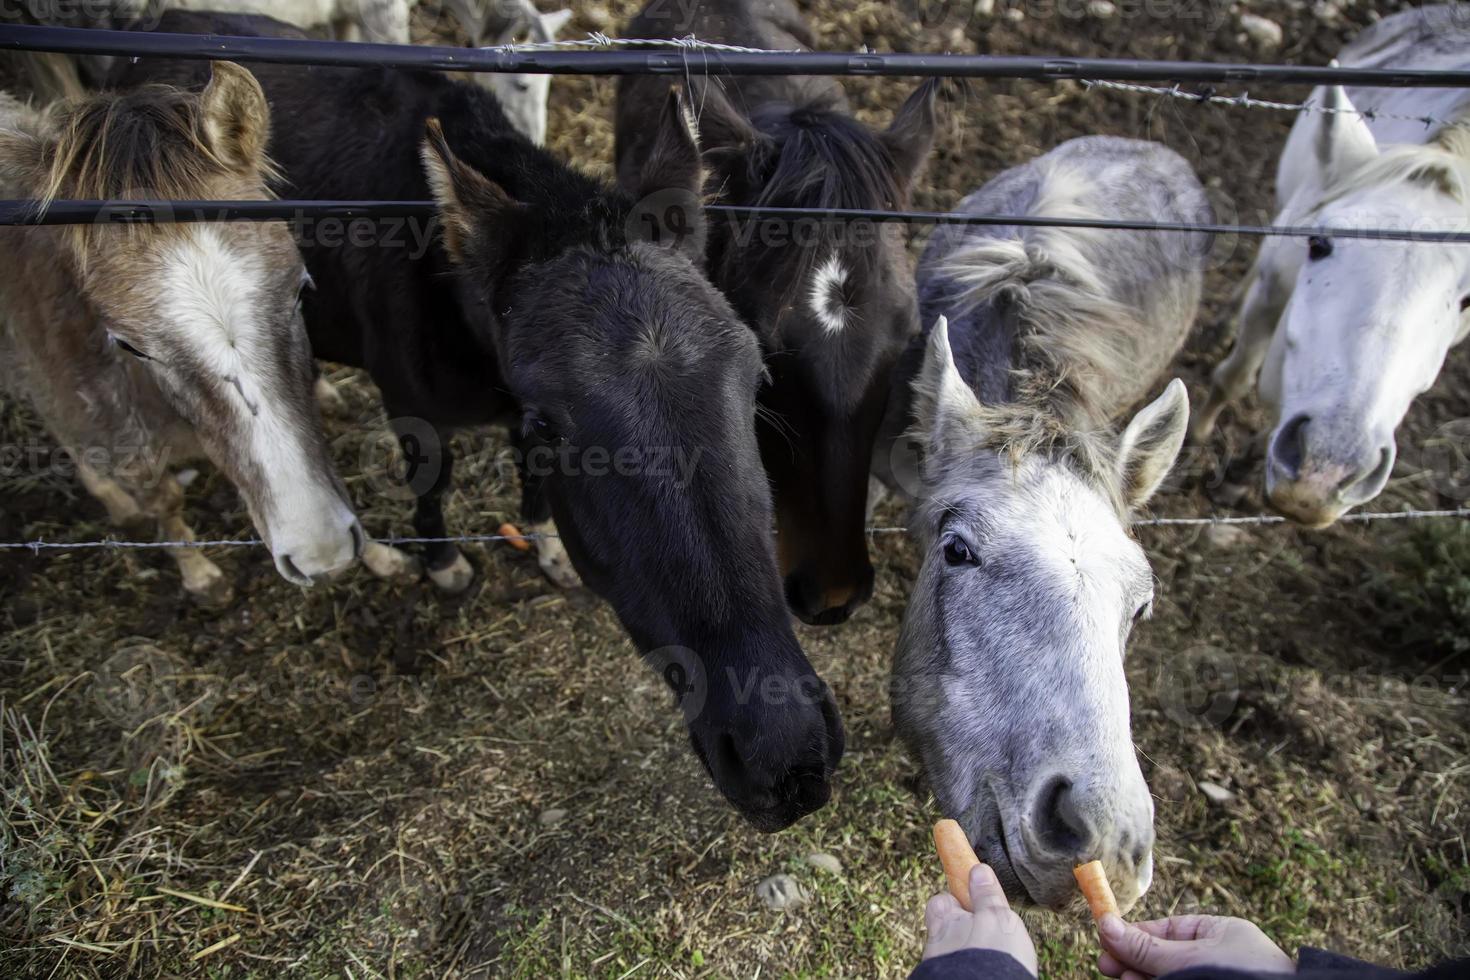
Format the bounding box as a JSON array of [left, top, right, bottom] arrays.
[[880, 136, 1209, 910], [1195, 4, 1470, 526], [440, 0, 573, 145]]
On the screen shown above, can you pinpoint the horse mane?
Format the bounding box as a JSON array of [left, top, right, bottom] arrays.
[[717, 96, 906, 292], [1319, 105, 1470, 208], [35, 84, 278, 246], [929, 168, 1143, 508]]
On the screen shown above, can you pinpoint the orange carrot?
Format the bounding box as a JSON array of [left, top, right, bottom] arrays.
[[497, 522, 533, 552], [1074, 861, 1119, 921], [932, 819, 981, 911]]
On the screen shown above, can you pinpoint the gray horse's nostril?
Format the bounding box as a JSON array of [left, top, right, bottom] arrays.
[[279, 554, 304, 582], [1339, 445, 1394, 503], [350, 521, 366, 559], [1032, 776, 1090, 856], [1271, 414, 1310, 479]]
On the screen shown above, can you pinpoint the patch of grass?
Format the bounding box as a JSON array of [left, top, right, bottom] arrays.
[[1369, 521, 1470, 656]]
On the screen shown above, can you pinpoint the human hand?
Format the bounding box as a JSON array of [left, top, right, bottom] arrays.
[[1097, 913, 1294, 979], [922, 864, 1038, 977]]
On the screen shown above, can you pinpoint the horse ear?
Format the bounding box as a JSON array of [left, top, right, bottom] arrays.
[[1116, 378, 1189, 511], [627, 88, 707, 262], [200, 61, 269, 174], [692, 78, 761, 156], [539, 8, 573, 37], [1315, 76, 1379, 182], [880, 78, 939, 191], [913, 316, 983, 464], [420, 117, 524, 264]]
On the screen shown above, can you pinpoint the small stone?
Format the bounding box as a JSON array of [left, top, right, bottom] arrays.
[[538, 808, 568, 826], [806, 852, 843, 876], [1239, 14, 1283, 47], [1087, 0, 1117, 16], [755, 873, 809, 911], [1002, 8, 1025, 22], [1197, 780, 1234, 804], [973, 0, 996, 16], [175, 468, 199, 488], [1204, 524, 1248, 549]]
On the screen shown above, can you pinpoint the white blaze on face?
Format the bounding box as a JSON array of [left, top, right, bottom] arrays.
[[157, 226, 359, 580], [806, 252, 851, 335]]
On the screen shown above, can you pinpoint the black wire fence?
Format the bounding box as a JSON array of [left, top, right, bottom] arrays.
[[8, 24, 1470, 86]]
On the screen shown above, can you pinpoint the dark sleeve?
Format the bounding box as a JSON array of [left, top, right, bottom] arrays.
[[1164, 948, 1469, 980], [907, 949, 1035, 980], [1296, 947, 1407, 977]]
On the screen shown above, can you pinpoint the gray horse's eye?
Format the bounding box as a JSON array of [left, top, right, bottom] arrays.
[[1307, 235, 1333, 261], [111, 335, 151, 360], [941, 533, 979, 567], [1132, 600, 1153, 624]]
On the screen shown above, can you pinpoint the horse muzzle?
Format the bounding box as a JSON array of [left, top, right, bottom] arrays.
[[1266, 414, 1395, 527]]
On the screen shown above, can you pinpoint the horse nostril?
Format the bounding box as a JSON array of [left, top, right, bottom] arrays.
[[279, 553, 305, 583], [1271, 414, 1310, 480], [350, 521, 366, 559], [1339, 445, 1394, 503], [1032, 776, 1089, 856]]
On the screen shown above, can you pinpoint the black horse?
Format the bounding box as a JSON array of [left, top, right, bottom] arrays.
[[616, 0, 939, 625], [117, 11, 843, 832]]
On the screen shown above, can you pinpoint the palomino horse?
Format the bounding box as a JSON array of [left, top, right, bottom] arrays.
[[440, 0, 572, 145], [615, 0, 939, 626], [0, 65, 364, 604], [120, 15, 845, 831], [881, 137, 1209, 910], [1195, 4, 1470, 526]]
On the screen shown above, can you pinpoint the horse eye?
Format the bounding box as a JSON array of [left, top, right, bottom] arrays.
[[1459, 295, 1470, 313], [526, 414, 563, 445], [1133, 600, 1153, 624], [1307, 235, 1333, 261], [113, 336, 150, 360], [941, 533, 979, 567]]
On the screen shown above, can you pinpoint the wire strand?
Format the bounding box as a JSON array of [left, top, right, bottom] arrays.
[[7, 199, 1470, 244], [3, 508, 1468, 553], [7, 25, 1470, 86]]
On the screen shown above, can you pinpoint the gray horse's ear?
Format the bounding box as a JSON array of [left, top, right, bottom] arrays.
[[1315, 73, 1378, 182], [913, 315, 982, 461], [1116, 378, 1189, 511], [200, 61, 270, 174], [628, 88, 707, 261], [880, 78, 939, 190], [421, 117, 525, 264]]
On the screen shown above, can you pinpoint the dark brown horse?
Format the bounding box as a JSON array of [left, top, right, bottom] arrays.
[[119, 11, 844, 832], [616, 0, 939, 625]]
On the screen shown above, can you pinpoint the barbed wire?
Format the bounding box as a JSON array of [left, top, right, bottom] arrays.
[[3, 507, 1468, 554], [1080, 78, 1466, 131]]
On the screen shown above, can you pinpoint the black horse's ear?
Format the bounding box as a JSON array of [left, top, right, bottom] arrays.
[[627, 89, 707, 262], [689, 78, 760, 156], [420, 117, 525, 265], [880, 78, 940, 192]]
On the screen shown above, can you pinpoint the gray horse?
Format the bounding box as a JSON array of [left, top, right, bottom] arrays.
[[880, 136, 1210, 910]]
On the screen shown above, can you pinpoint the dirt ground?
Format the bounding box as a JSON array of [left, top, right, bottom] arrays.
[[2, 0, 1468, 976]]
